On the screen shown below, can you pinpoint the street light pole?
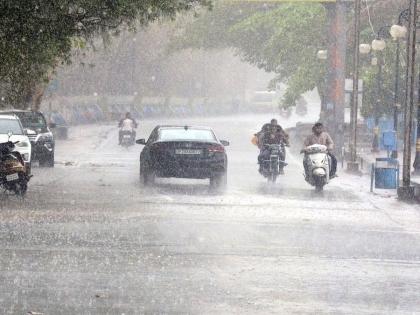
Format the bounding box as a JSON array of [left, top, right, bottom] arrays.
[[347, 0, 361, 172], [398, 0, 418, 200], [413, 70, 420, 174], [390, 9, 409, 159], [392, 39, 401, 159], [370, 28, 389, 153], [372, 50, 382, 153]]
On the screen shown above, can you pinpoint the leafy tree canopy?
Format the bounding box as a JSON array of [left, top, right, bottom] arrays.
[[170, 0, 409, 113], [171, 2, 327, 108], [0, 0, 210, 107]]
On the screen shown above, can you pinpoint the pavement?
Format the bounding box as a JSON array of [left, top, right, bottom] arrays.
[[356, 150, 420, 197], [1, 112, 420, 314]]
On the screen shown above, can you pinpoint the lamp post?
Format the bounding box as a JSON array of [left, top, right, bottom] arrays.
[[370, 27, 390, 153], [347, 0, 361, 172], [390, 10, 409, 159], [398, 0, 418, 200]]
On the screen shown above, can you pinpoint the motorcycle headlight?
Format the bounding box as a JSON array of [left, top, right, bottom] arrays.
[[16, 141, 29, 147]]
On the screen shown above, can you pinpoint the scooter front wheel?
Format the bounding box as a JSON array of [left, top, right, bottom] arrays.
[[314, 176, 325, 192], [268, 173, 278, 183]]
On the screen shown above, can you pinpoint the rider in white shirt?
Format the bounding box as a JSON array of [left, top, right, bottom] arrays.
[[118, 112, 138, 144]]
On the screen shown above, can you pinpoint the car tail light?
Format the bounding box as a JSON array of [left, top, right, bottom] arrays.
[[208, 145, 225, 153]]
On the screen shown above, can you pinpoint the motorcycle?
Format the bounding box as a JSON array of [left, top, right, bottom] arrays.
[[120, 129, 135, 148], [302, 144, 330, 191], [0, 136, 31, 196], [259, 143, 287, 183]]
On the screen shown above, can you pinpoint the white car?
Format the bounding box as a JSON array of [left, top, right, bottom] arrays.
[[0, 114, 32, 173]]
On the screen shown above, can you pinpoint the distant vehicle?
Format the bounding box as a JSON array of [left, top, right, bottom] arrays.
[[251, 91, 278, 112], [136, 125, 229, 189], [1, 110, 55, 167], [0, 114, 32, 175]]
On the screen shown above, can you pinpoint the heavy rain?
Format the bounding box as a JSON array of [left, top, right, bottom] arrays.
[[0, 0, 420, 314]]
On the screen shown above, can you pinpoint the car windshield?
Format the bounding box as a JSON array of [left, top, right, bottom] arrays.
[[159, 128, 216, 141], [14, 112, 47, 132], [0, 118, 23, 135]]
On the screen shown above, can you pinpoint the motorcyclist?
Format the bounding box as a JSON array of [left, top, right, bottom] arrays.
[[118, 112, 138, 145], [257, 119, 289, 174], [303, 122, 337, 178]]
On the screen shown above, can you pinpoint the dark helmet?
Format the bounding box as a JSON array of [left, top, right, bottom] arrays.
[[312, 122, 324, 133]]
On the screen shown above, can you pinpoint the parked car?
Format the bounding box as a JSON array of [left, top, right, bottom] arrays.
[[0, 110, 55, 167], [137, 125, 229, 189], [0, 114, 32, 174]]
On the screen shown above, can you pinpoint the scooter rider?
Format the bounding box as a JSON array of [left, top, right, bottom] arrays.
[[303, 122, 337, 178], [257, 119, 289, 174], [118, 112, 138, 145]]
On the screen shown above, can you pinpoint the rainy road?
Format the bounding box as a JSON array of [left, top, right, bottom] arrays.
[[1, 114, 420, 314]]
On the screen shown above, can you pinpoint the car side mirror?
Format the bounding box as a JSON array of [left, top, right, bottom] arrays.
[[136, 139, 146, 145], [220, 140, 230, 146], [49, 123, 56, 129]]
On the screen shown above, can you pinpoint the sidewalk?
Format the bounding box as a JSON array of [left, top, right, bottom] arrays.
[[354, 150, 420, 197]]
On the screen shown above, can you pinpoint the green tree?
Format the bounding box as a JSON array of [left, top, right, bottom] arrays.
[[0, 0, 210, 108], [170, 0, 408, 115], [171, 2, 328, 108]]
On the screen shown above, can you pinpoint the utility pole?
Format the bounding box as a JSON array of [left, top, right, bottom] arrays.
[[413, 70, 420, 174], [398, 0, 418, 200], [347, 0, 361, 172], [324, 1, 346, 156], [392, 38, 401, 159], [391, 9, 410, 159]]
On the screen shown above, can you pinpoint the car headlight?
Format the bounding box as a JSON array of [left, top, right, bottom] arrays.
[[15, 141, 29, 147]]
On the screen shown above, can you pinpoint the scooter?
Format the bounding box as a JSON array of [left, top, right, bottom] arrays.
[[0, 134, 31, 196], [260, 143, 287, 183], [302, 144, 330, 191]]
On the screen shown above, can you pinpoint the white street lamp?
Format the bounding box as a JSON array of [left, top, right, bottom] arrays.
[[316, 50, 328, 60], [390, 24, 407, 40], [359, 43, 371, 54], [371, 39, 386, 51]]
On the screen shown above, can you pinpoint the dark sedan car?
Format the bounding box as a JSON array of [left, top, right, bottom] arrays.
[[137, 126, 229, 188]]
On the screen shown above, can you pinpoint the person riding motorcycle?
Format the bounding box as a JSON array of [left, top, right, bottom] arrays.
[[257, 119, 289, 174], [118, 112, 138, 145], [303, 122, 337, 178]]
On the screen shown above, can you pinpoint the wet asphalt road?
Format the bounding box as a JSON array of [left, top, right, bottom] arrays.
[[1, 114, 420, 314]]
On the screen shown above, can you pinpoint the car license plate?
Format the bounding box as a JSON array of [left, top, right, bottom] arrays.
[[175, 149, 202, 155], [6, 173, 19, 182], [123, 135, 131, 138]]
